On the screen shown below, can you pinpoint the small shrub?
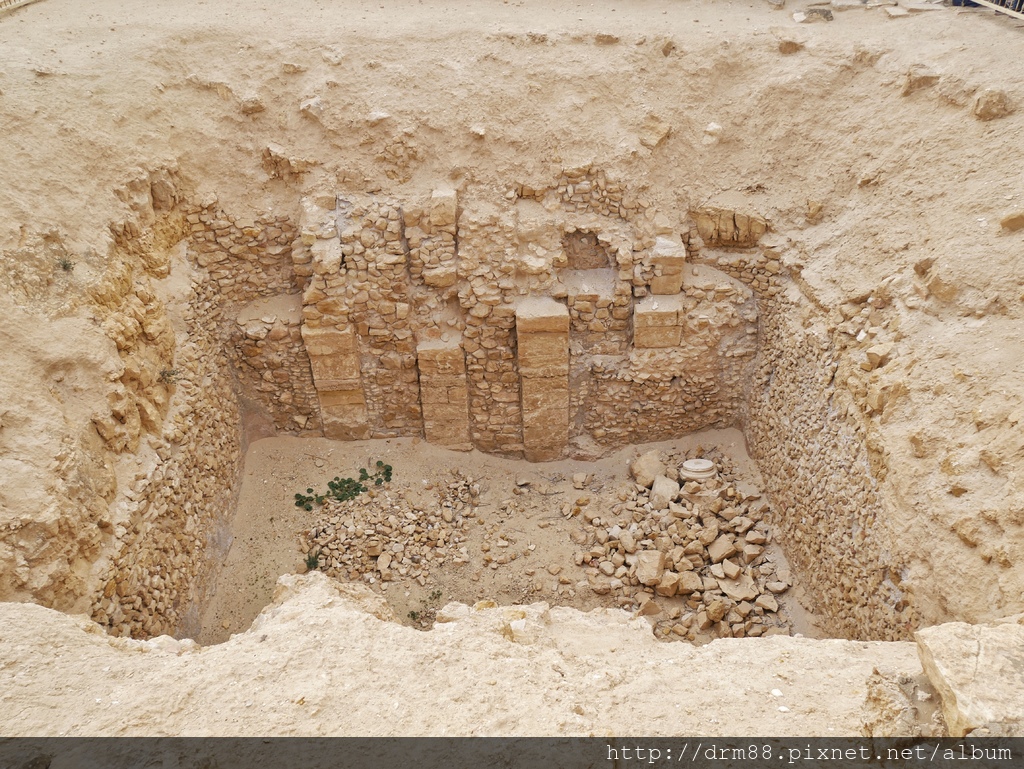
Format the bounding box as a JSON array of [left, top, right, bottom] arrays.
[[56, 256, 75, 272], [158, 368, 180, 385], [295, 461, 393, 511], [305, 550, 320, 571]]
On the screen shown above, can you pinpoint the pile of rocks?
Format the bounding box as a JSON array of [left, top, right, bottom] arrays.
[[576, 448, 792, 641], [304, 473, 477, 587]]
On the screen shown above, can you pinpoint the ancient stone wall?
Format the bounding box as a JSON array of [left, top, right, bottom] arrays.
[[91, 278, 243, 639], [183, 201, 320, 433], [284, 169, 762, 461], [743, 295, 914, 641]]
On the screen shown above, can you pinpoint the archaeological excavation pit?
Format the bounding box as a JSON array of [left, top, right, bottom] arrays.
[[3, 0, 1024, 738], [82, 181, 917, 647]]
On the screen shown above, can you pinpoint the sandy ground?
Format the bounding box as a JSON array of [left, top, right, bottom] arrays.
[[196, 429, 820, 645]]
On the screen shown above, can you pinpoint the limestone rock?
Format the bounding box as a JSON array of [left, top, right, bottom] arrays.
[[916, 618, 1024, 737], [677, 571, 704, 595], [639, 113, 672, 149], [755, 594, 779, 613], [707, 534, 738, 564], [630, 450, 666, 488], [1000, 212, 1024, 232], [973, 88, 1014, 122], [902, 65, 939, 97], [719, 573, 760, 602], [649, 475, 680, 510], [635, 550, 666, 586], [655, 571, 680, 597]]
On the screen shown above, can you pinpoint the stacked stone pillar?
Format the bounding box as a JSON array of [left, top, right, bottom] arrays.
[[301, 325, 370, 439], [417, 338, 472, 451], [516, 297, 569, 462], [649, 235, 687, 295], [633, 295, 685, 348]]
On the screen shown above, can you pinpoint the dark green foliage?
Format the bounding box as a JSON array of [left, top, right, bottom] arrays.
[[294, 461, 393, 510], [305, 550, 320, 571]]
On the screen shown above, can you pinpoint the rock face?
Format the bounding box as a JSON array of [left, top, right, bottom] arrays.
[[915, 617, 1024, 737], [0, 572, 929, 737]]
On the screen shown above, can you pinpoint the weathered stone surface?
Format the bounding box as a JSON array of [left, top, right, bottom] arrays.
[[630, 450, 666, 488], [707, 534, 738, 564], [635, 550, 666, 586], [515, 296, 569, 334], [430, 188, 458, 227], [916, 618, 1024, 737], [973, 88, 1015, 122], [633, 325, 681, 349], [719, 573, 759, 602], [649, 475, 680, 509], [677, 571, 704, 595]]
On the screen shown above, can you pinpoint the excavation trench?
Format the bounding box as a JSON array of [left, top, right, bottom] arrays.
[[89, 187, 913, 646]]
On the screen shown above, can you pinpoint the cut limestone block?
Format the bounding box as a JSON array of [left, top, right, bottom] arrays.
[[302, 324, 369, 439], [633, 294, 684, 349], [649, 236, 687, 295], [516, 297, 569, 461], [417, 338, 471, 450]]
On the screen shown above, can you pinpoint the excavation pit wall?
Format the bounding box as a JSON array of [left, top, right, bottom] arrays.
[[89, 181, 910, 643]]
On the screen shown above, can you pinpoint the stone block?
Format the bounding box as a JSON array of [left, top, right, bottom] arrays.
[[655, 571, 680, 597], [633, 295, 683, 328], [318, 389, 367, 408], [635, 551, 666, 586], [301, 325, 357, 356], [650, 272, 684, 295], [417, 338, 465, 365], [707, 535, 738, 563], [309, 352, 361, 383], [517, 331, 568, 373], [651, 235, 687, 267], [521, 376, 568, 409], [634, 325, 681, 349], [649, 475, 680, 509], [310, 238, 342, 273], [516, 296, 569, 334], [321, 402, 370, 441], [718, 573, 759, 602], [422, 265, 458, 288], [430, 188, 458, 227], [630, 450, 666, 488], [677, 571, 704, 595]]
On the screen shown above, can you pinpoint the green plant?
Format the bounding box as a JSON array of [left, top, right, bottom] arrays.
[[305, 549, 320, 571], [407, 610, 420, 622], [158, 368, 180, 385], [294, 461, 394, 511], [56, 255, 75, 272], [429, 589, 442, 602]]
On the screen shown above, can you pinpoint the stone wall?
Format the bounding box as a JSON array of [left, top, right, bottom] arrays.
[[285, 169, 762, 462], [676, 234, 913, 641], [91, 276, 243, 639], [184, 201, 320, 433], [744, 294, 914, 641]]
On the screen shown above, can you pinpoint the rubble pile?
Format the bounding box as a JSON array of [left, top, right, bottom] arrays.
[[576, 448, 793, 641], [304, 472, 478, 587]]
